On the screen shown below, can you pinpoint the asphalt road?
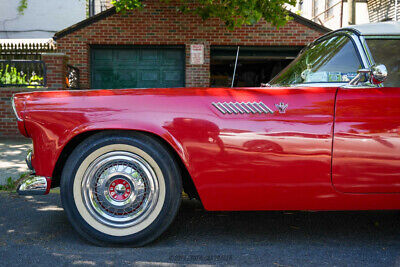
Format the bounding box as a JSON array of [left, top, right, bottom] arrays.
[[1, 191, 400, 266]]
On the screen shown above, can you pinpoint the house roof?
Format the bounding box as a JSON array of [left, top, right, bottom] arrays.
[[54, 7, 330, 40]]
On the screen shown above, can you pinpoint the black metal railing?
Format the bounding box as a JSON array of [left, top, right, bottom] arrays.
[[67, 65, 80, 89], [0, 60, 46, 87]]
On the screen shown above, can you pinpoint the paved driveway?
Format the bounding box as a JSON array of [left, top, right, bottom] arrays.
[[1, 191, 400, 266], [0, 138, 31, 184]]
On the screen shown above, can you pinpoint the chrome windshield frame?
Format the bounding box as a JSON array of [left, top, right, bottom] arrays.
[[269, 29, 372, 88], [300, 29, 372, 69]]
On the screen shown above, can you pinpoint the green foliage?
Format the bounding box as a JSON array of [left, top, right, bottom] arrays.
[[0, 173, 29, 192], [0, 65, 43, 86], [28, 73, 44, 88], [112, 0, 296, 29], [18, 0, 295, 29], [0, 65, 26, 85], [0, 177, 17, 191], [17, 0, 28, 15]]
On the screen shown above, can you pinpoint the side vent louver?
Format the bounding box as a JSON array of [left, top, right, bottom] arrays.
[[212, 102, 274, 115]]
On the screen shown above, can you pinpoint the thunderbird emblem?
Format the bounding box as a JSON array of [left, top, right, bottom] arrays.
[[275, 102, 288, 113]]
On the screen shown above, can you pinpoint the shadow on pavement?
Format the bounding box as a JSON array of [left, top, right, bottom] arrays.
[[1, 192, 400, 266]]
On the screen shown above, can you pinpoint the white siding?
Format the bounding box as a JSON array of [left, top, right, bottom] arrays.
[[289, 0, 370, 30], [368, 0, 399, 22], [0, 0, 86, 39]]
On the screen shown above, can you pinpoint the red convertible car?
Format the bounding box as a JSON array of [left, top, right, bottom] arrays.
[[12, 22, 400, 246]]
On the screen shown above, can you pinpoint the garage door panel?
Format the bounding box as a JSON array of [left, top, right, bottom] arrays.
[[93, 49, 113, 61], [114, 69, 137, 89], [114, 50, 138, 62], [91, 47, 184, 89], [93, 69, 114, 89], [140, 70, 159, 81], [140, 49, 160, 64], [162, 49, 183, 66], [163, 70, 182, 82]]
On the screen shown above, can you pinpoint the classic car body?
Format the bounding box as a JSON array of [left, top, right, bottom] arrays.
[[12, 21, 400, 245]]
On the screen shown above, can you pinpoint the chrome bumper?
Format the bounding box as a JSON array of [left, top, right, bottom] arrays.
[[17, 174, 51, 195], [26, 151, 33, 171], [18, 150, 51, 195]]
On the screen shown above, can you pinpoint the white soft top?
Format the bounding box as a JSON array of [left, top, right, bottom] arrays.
[[345, 21, 400, 36]]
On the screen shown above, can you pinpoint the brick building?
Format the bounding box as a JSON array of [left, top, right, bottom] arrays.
[[1, 1, 329, 137], [55, 0, 329, 89]]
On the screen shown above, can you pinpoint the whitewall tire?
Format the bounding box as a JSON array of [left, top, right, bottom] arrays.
[[60, 132, 182, 246]]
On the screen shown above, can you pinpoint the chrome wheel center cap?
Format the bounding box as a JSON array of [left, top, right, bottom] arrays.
[[108, 178, 132, 202], [115, 184, 126, 195]]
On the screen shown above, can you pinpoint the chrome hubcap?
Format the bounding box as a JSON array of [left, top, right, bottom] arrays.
[[107, 177, 132, 202], [81, 151, 159, 228]]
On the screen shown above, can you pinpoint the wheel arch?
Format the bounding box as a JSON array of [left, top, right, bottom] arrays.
[[51, 129, 200, 200]]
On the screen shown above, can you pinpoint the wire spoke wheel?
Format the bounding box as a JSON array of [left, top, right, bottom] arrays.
[[61, 133, 182, 246], [81, 151, 159, 228]]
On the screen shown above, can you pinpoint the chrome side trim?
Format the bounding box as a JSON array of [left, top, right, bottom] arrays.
[[212, 102, 227, 114], [248, 102, 262, 114], [242, 102, 256, 113], [212, 102, 274, 115], [17, 175, 49, 195], [359, 35, 375, 67], [232, 102, 245, 114], [258, 102, 274, 113], [11, 96, 23, 122], [222, 102, 237, 114], [364, 36, 400, 39], [351, 33, 370, 69]]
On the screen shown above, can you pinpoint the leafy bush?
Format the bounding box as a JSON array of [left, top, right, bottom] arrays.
[[0, 65, 26, 85], [0, 64, 44, 86]]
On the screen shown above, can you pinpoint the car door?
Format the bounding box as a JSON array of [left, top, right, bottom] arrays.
[[191, 33, 364, 210], [332, 38, 400, 193]]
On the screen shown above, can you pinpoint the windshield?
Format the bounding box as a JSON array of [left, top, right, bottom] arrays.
[[366, 38, 400, 87], [270, 35, 362, 86]]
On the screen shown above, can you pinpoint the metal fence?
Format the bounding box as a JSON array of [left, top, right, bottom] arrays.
[[0, 60, 46, 87], [0, 40, 56, 60]]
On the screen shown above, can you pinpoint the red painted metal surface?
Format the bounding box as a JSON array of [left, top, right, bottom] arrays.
[[333, 86, 400, 193], [13, 87, 400, 211]]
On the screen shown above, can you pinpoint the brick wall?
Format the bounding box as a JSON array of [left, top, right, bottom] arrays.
[[56, 0, 326, 89], [0, 88, 41, 138], [0, 53, 67, 138], [1, 88, 22, 137], [42, 53, 68, 90]]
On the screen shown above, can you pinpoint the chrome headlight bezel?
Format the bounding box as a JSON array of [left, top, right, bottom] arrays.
[[11, 95, 23, 122]]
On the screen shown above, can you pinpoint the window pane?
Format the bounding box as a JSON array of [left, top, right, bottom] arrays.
[[270, 35, 362, 86], [326, 0, 335, 18], [366, 39, 400, 87]]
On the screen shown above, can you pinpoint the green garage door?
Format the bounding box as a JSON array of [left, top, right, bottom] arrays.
[[91, 47, 185, 89]]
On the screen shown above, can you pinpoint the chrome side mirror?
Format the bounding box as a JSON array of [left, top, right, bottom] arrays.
[[348, 68, 370, 85], [370, 64, 388, 84], [349, 64, 388, 86]]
